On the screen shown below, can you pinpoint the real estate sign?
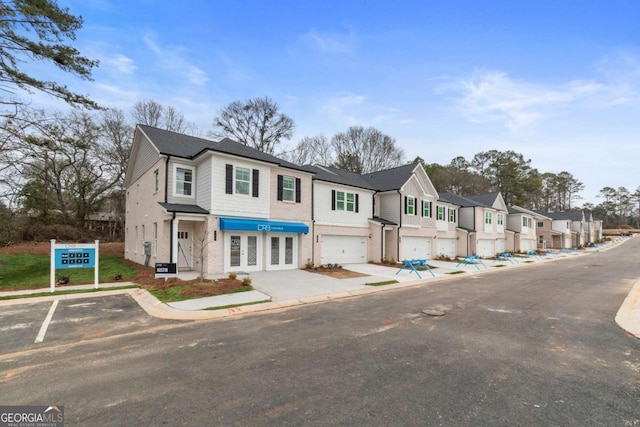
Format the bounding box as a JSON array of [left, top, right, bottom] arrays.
[[50, 240, 100, 292]]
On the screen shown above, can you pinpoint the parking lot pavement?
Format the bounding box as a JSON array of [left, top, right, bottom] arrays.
[[0, 295, 175, 355]]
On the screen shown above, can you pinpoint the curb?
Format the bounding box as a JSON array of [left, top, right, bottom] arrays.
[[615, 278, 640, 338]]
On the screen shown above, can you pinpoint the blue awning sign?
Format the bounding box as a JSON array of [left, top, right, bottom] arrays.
[[219, 218, 309, 234]]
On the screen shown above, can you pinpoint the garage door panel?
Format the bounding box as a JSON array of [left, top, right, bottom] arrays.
[[477, 239, 495, 257], [321, 235, 367, 264], [402, 237, 432, 260], [436, 238, 456, 259]]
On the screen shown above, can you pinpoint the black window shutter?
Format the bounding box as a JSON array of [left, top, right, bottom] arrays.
[[295, 178, 301, 203], [404, 196, 408, 214], [421, 200, 425, 217], [277, 175, 283, 201], [225, 164, 233, 194], [414, 199, 418, 216], [429, 201, 433, 217], [252, 169, 259, 197], [331, 190, 336, 210], [355, 194, 359, 213]]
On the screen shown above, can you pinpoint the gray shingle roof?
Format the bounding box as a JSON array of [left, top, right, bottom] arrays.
[[465, 192, 501, 208], [158, 202, 209, 214], [138, 125, 307, 172], [301, 164, 377, 190], [534, 210, 585, 221], [363, 163, 418, 192], [439, 192, 489, 208]]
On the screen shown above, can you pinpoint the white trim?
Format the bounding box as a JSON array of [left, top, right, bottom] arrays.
[[173, 163, 196, 199]]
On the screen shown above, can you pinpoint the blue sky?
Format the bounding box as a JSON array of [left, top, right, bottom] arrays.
[[39, 1, 640, 205]]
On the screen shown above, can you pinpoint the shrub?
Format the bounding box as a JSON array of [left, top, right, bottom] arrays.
[[228, 272, 237, 280], [241, 276, 252, 286]]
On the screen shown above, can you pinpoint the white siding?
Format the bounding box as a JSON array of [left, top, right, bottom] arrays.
[[314, 181, 373, 227], [196, 156, 212, 210], [378, 192, 400, 224], [210, 156, 270, 218], [127, 135, 160, 185], [166, 159, 197, 205]]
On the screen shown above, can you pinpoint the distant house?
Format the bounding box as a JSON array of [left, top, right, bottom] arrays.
[[534, 211, 574, 249], [585, 212, 603, 244], [506, 206, 545, 253], [124, 125, 314, 274], [439, 192, 508, 257]]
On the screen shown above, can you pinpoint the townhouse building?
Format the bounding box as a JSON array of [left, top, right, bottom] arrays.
[[439, 192, 508, 257], [124, 125, 314, 274]]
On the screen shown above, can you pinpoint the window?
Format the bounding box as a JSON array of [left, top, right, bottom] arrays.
[[537, 221, 544, 228], [154, 169, 159, 193], [174, 165, 194, 197], [235, 167, 250, 195], [406, 196, 416, 215], [346, 193, 355, 212], [437, 206, 446, 221], [336, 191, 345, 210], [227, 165, 259, 197], [332, 190, 357, 212], [538, 235, 544, 244], [423, 201, 432, 217], [282, 176, 295, 202], [497, 214, 503, 225], [485, 211, 493, 225], [448, 208, 456, 222]]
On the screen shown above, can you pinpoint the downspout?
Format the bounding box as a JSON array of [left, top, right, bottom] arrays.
[[397, 189, 402, 260], [164, 155, 173, 262], [311, 179, 315, 265], [170, 212, 176, 263], [164, 155, 170, 203]]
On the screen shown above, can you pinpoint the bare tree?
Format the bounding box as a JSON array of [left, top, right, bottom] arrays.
[[281, 135, 333, 166], [211, 96, 295, 154], [131, 100, 198, 134], [331, 126, 404, 174]]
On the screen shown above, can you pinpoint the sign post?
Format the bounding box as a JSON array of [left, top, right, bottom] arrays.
[[50, 240, 99, 293]]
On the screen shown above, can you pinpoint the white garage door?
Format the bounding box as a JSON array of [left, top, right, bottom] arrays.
[[476, 239, 495, 257], [520, 239, 534, 252], [436, 238, 456, 259], [321, 235, 367, 264], [402, 237, 432, 261], [496, 238, 506, 254]]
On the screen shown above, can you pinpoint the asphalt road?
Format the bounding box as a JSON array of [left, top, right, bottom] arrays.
[[2, 241, 640, 426]]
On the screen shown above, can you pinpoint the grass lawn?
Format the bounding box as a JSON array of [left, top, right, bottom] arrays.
[[0, 254, 141, 290]]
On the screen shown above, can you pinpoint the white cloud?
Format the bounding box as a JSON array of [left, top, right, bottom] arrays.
[[143, 34, 208, 86], [442, 70, 604, 130], [320, 93, 367, 125], [299, 28, 355, 54], [99, 53, 137, 74]]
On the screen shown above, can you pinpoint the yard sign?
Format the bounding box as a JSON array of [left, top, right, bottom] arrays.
[[50, 240, 100, 292]]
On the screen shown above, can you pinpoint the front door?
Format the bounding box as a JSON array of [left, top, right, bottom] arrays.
[[226, 233, 260, 272], [267, 234, 297, 271], [177, 229, 193, 270]]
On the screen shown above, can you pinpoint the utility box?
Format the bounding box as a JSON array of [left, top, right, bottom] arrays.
[[143, 241, 152, 256]]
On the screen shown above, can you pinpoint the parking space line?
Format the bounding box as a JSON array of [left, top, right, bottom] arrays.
[[35, 300, 59, 343]]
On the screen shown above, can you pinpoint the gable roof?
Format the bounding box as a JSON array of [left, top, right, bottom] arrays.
[[534, 210, 585, 221], [301, 164, 377, 190], [137, 125, 308, 172], [438, 192, 481, 207], [363, 163, 421, 192]]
